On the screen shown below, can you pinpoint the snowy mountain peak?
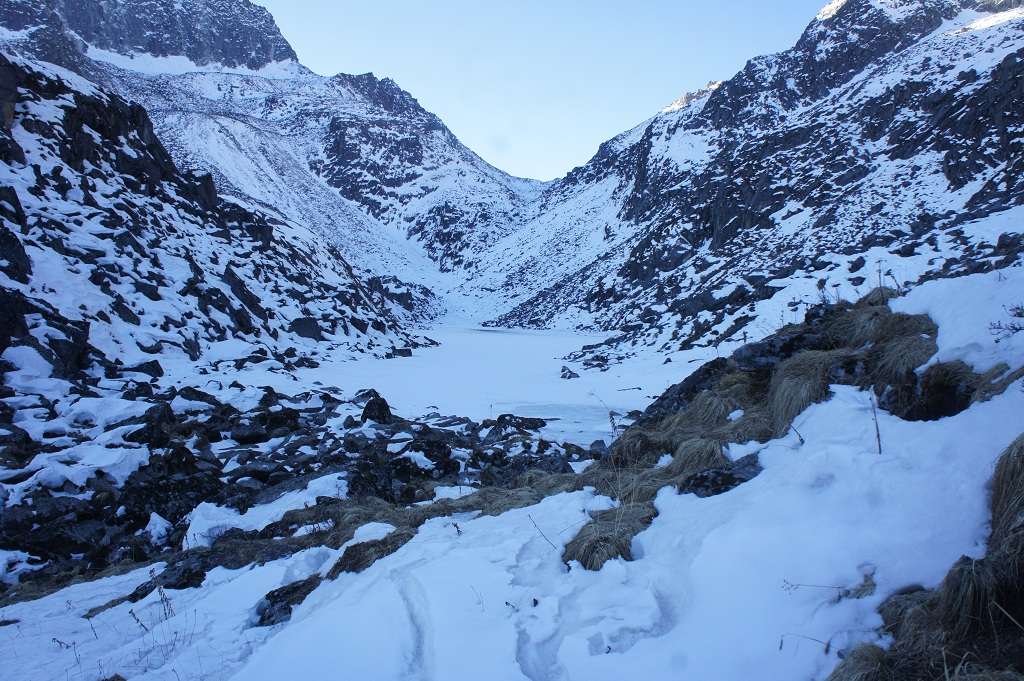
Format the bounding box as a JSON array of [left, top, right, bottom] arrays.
[[329, 71, 433, 117], [661, 81, 722, 114]]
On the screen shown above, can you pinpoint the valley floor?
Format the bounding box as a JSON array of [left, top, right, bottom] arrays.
[[214, 324, 667, 445]]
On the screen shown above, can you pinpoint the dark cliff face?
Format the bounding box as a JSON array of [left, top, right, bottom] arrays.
[[0, 0, 296, 71], [696, 0, 962, 130], [52, 0, 297, 69]]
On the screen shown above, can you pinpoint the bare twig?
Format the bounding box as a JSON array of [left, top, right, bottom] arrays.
[[528, 514, 557, 551], [128, 608, 149, 633], [992, 600, 1024, 633], [781, 579, 843, 594], [870, 394, 882, 455], [779, 632, 831, 655]]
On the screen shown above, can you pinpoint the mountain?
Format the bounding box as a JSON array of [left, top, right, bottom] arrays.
[[0, 51, 424, 404], [0, 0, 293, 71], [0, 0, 543, 303], [6, 0, 1021, 355], [482, 0, 1024, 366]]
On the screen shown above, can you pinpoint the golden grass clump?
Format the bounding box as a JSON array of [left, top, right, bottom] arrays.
[[575, 462, 624, 498], [607, 429, 666, 469], [855, 286, 900, 308], [937, 555, 999, 641], [562, 503, 657, 570], [989, 434, 1024, 549], [608, 390, 732, 468], [826, 303, 936, 351], [974, 364, 1024, 406], [668, 437, 729, 476], [617, 437, 729, 504], [867, 332, 937, 385], [768, 349, 852, 436]]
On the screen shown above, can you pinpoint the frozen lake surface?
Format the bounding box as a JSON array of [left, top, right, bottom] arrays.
[[298, 325, 684, 445]]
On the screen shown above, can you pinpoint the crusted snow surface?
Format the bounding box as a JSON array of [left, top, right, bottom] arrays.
[[184, 472, 348, 548]]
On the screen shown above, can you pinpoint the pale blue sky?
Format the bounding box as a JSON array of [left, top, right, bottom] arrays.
[[253, 0, 826, 180]]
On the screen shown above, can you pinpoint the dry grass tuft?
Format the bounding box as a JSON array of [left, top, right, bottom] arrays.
[[768, 349, 852, 436], [562, 503, 657, 570], [825, 644, 889, 681], [607, 430, 666, 469], [707, 407, 774, 445], [678, 389, 734, 429], [855, 286, 900, 308], [326, 528, 416, 578], [445, 486, 546, 518], [881, 589, 946, 661], [667, 438, 729, 476], [826, 303, 936, 351], [907, 361, 980, 421], [975, 364, 1024, 406], [937, 555, 998, 641], [867, 333, 937, 385], [990, 434, 1024, 549], [954, 672, 1024, 680], [575, 463, 624, 498], [615, 438, 728, 504]]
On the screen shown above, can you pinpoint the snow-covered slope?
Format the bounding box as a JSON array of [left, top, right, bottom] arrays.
[[0, 0, 544, 293], [116, 64, 543, 279], [2, 1, 1024, 678], [0, 52, 424, 394], [3, 255, 1022, 681]]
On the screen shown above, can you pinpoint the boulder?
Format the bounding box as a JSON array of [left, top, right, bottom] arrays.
[[255, 575, 322, 626], [678, 454, 762, 498], [361, 396, 393, 424]]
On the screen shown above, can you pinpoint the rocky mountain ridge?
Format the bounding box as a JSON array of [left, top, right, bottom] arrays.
[[481, 0, 1024, 367], [0, 52, 424, 402]]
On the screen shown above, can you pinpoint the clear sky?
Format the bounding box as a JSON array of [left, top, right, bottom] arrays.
[[252, 0, 826, 181]]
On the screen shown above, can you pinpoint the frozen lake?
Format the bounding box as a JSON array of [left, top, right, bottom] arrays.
[[301, 325, 676, 445], [180, 325, 698, 445]]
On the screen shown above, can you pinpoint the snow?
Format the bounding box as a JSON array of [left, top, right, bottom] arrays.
[[893, 265, 1024, 372], [3, 3, 1024, 680], [181, 324, 668, 446], [10, 377, 1015, 681], [145, 513, 172, 545], [817, 0, 849, 21], [0, 549, 37, 584], [232, 383, 1016, 681], [184, 473, 348, 548], [86, 45, 304, 78], [431, 485, 474, 501]]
